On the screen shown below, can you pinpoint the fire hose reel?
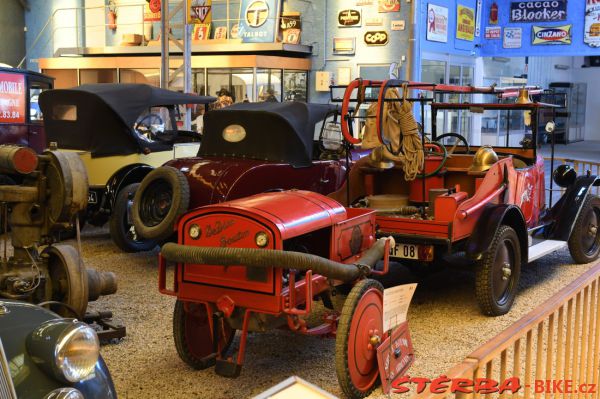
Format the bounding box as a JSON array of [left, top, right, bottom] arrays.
[[0, 145, 117, 318]]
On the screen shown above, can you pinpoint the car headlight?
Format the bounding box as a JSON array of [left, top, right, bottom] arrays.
[[44, 387, 84, 399], [27, 320, 100, 383]]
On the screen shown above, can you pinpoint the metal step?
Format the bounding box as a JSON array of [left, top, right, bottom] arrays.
[[528, 240, 567, 263]]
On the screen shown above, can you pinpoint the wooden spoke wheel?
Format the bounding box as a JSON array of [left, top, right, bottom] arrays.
[[569, 195, 600, 264], [335, 279, 384, 399], [173, 300, 235, 370], [475, 225, 521, 316]]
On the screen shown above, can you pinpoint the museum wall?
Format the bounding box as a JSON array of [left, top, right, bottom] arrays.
[[0, 0, 25, 67], [480, 0, 600, 57]]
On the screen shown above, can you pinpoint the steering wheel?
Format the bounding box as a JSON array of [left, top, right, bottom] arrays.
[[135, 113, 164, 140], [436, 133, 470, 154], [421, 142, 448, 178]]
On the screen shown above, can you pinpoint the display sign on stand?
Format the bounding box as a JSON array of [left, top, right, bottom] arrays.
[[0, 73, 25, 124], [238, 0, 281, 43], [427, 3, 449, 43], [187, 0, 212, 24], [585, 0, 600, 48], [144, 0, 161, 22]]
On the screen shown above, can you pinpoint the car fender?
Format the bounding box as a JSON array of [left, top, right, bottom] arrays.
[[548, 175, 600, 241], [466, 204, 528, 263], [103, 164, 154, 211]]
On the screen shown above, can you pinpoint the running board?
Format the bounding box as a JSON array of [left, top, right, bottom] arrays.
[[528, 240, 567, 263]]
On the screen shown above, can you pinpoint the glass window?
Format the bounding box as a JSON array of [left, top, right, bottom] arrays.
[[421, 60, 446, 135], [119, 68, 160, 86], [29, 82, 51, 123], [79, 69, 117, 84], [192, 69, 206, 96], [207, 68, 253, 104], [283, 70, 307, 102], [257, 69, 282, 102]]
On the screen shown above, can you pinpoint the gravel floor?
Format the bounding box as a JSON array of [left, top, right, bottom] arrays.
[[77, 227, 596, 399]]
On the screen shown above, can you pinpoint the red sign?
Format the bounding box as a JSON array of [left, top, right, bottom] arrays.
[[0, 73, 25, 124], [377, 321, 414, 394]]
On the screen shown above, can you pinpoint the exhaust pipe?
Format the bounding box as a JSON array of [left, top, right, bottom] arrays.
[[161, 237, 394, 282]]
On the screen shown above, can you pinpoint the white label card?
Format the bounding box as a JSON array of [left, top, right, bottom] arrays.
[[383, 283, 417, 331]]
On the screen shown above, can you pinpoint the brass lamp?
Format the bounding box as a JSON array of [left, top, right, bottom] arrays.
[[515, 88, 532, 126]]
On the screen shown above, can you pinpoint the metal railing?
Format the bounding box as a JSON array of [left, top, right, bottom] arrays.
[[551, 157, 600, 197], [410, 261, 600, 399]]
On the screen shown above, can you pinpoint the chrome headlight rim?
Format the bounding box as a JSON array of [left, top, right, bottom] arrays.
[[43, 387, 85, 399], [54, 322, 100, 383]]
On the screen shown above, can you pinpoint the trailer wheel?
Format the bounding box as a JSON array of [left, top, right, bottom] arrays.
[[475, 225, 521, 316], [173, 300, 235, 370], [43, 244, 88, 318], [132, 166, 190, 242], [568, 195, 600, 264], [336, 279, 383, 399], [109, 183, 158, 252]]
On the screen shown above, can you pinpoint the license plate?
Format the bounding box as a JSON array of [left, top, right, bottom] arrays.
[[88, 191, 97, 204], [390, 243, 418, 260]]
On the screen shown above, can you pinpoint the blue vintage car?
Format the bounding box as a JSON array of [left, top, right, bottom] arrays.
[[0, 300, 117, 399]]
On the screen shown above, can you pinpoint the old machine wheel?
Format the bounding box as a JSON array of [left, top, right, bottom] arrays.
[[335, 279, 384, 399], [110, 183, 158, 252], [43, 244, 88, 317], [173, 300, 235, 370], [475, 225, 521, 316], [568, 195, 600, 264], [133, 166, 190, 242]]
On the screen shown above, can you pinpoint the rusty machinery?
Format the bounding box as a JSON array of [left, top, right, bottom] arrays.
[[0, 145, 121, 336]]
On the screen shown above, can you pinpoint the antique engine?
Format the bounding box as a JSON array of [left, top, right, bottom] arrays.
[[0, 145, 117, 317]]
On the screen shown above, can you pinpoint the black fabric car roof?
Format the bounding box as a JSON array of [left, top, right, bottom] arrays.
[[39, 84, 215, 157], [200, 102, 336, 168]]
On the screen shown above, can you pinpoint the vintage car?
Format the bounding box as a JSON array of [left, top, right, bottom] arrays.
[[0, 67, 54, 153], [0, 300, 117, 399], [39, 84, 214, 252], [331, 79, 600, 316], [131, 101, 366, 246]]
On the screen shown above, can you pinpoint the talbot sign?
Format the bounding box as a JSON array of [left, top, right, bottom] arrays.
[[510, 1, 567, 23]]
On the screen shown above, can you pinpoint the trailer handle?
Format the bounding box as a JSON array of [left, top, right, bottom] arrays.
[[283, 270, 313, 316], [158, 253, 178, 296]]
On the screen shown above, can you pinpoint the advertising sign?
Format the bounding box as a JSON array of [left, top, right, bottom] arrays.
[[391, 20, 405, 30], [0, 73, 25, 124], [280, 13, 301, 44], [192, 24, 211, 40], [532, 24, 572, 45], [338, 9, 362, 27], [238, 0, 280, 43], [485, 26, 502, 39], [378, 0, 400, 13], [333, 37, 356, 55], [143, 0, 161, 22], [510, 0, 567, 23], [364, 30, 389, 45], [456, 5, 475, 41], [585, 0, 600, 48], [427, 4, 448, 43], [503, 27, 522, 48], [187, 0, 212, 24]]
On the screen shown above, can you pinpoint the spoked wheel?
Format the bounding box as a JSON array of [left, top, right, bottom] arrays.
[[475, 225, 521, 316], [569, 195, 600, 264], [109, 183, 158, 252], [132, 166, 190, 242], [173, 300, 235, 370], [336, 279, 384, 399], [42, 244, 88, 318]]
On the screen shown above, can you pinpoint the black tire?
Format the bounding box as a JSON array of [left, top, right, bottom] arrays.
[[173, 300, 235, 370], [335, 279, 383, 399], [475, 225, 521, 316], [109, 183, 158, 252], [568, 195, 600, 264], [132, 166, 190, 242]]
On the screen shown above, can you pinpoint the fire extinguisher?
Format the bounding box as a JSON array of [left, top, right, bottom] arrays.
[[107, 0, 117, 31], [489, 2, 498, 25]]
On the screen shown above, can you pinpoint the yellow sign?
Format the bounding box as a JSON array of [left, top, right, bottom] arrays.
[[187, 0, 212, 24], [456, 5, 475, 41]]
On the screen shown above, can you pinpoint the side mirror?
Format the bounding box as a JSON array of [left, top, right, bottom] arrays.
[[545, 121, 556, 133]]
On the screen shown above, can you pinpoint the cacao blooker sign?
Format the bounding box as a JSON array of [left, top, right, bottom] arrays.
[[585, 0, 600, 48], [510, 1, 567, 23], [0, 73, 25, 124]]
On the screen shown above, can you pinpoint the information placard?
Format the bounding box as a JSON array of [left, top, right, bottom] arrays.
[[0, 73, 25, 124]]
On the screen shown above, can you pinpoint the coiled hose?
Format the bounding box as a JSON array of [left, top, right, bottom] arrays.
[[161, 237, 394, 282]]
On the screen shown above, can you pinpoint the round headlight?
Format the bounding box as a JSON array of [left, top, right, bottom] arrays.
[[189, 224, 202, 240], [43, 387, 84, 399], [55, 324, 100, 382], [255, 231, 269, 247], [28, 320, 100, 383]]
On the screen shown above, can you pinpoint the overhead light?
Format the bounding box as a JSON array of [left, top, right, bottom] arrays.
[[554, 64, 570, 70], [492, 57, 510, 63]]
